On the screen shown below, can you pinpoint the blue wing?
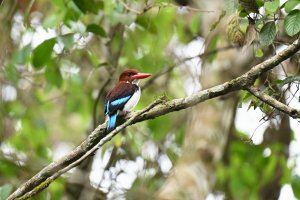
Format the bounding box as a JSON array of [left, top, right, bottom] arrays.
[[107, 113, 117, 131], [111, 96, 131, 106], [105, 82, 138, 115]]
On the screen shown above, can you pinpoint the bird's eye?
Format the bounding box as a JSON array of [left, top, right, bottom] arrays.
[[128, 73, 132, 76]]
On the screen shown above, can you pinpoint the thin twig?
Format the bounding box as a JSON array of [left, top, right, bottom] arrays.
[[119, 1, 142, 14], [142, 45, 238, 89]]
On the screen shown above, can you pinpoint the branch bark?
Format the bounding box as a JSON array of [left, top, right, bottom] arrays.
[[7, 39, 300, 200], [246, 86, 300, 118]]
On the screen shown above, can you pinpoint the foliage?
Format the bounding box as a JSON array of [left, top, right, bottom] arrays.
[[0, 0, 300, 199], [284, 9, 300, 36], [226, 0, 300, 47], [216, 133, 291, 199], [291, 175, 300, 198], [259, 22, 276, 46], [0, 0, 188, 198], [0, 184, 13, 200]]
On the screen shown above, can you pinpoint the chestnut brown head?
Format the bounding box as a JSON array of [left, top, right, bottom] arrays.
[[119, 69, 151, 83]]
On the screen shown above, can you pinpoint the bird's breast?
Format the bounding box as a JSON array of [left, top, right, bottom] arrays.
[[123, 87, 141, 112]]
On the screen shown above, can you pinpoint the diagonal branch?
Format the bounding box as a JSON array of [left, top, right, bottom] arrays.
[[8, 39, 300, 200], [16, 98, 164, 200], [246, 86, 300, 118]]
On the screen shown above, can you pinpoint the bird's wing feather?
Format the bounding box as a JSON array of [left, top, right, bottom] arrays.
[[107, 113, 117, 131], [111, 96, 131, 106], [105, 82, 138, 115]]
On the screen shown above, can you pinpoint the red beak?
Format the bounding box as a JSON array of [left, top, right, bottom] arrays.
[[132, 72, 152, 79]]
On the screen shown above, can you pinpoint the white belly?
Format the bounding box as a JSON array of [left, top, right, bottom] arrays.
[[123, 88, 141, 111]]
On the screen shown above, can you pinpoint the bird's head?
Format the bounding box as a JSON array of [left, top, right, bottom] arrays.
[[119, 69, 152, 83]]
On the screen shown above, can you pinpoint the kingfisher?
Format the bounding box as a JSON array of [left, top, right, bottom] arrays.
[[104, 69, 152, 131]]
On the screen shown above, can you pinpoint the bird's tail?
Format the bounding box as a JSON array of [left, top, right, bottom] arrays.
[[107, 113, 117, 131]]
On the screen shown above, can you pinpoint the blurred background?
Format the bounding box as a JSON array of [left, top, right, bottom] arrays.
[[1, 0, 300, 199]]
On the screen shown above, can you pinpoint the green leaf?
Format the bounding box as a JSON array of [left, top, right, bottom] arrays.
[[255, 48, 264, 57], [0, 159, 19, 177], [284, 10, 300, 36], [276, 76, 300, 86], [261, 103, 273, 114], [241, 164, 257, 185], [48, 178, 65, 200], [261, 156, 276, 184], [43, 14, 60, 28], [225, 0, 239, 14], [45, 60, 63, 88], [206, 35, 219, 62], [190, 15, 201, 34], [58, 33, 75, 49], [72, 0, 103, 14], [259, 22, 277, 46], [135, 15, 157, 34], [12, 44, 31, 65], [86, 24, 107, 37], [53, 0, 65, 8], [148, 115, 172, 141], [4, 64, 19, 84], [64, 7, 81, 22], [264, 0, 279, 13], [284, 0, 300, 13], [291, 175, 300, 198], [241, 90, 253, 102], [255, 0, 264, 7], [0, 184, 13, 200], [32, 38, 56, 69], [239, 9, 248, 18]]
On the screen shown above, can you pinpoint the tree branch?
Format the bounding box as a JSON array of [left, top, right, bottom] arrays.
[[8, 39, 300, 200], [246, 86, 300, 118], [16, 98, 163, 200]]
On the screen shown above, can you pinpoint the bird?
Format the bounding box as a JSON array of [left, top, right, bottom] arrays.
[[104, 69, 152, 131]]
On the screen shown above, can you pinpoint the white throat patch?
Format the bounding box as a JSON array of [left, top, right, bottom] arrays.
[[132, 79, 140, 84]]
